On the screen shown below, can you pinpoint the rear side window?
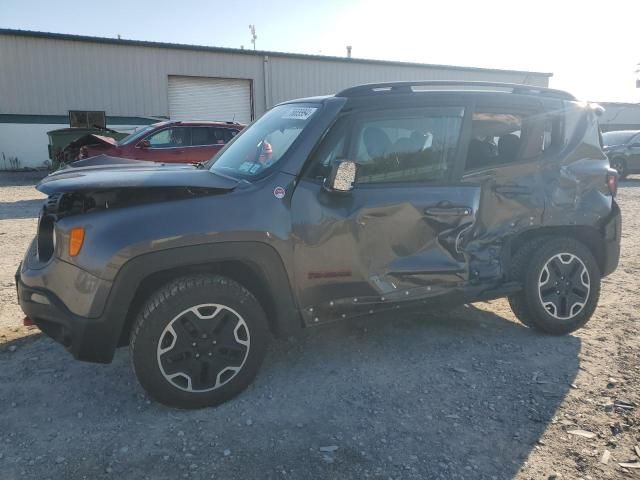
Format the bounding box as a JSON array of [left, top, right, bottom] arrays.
[[465, 113, 522, 170], [191, 127, 232, 146], [465, 110, 558, 171]]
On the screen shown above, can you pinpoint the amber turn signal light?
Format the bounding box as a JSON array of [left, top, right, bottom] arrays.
[[69, 227, 85, 257]]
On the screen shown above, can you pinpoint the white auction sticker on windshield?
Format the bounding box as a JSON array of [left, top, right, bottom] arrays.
[[281, 107, 317, 120]]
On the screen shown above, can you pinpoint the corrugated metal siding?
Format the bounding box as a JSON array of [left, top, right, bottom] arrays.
[[0, 34, 264, 118], [266, 56, 546, 107], [0, 33, 549, 119]]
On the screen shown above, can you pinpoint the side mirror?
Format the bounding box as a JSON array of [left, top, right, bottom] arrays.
[[324, 160, 357, 192], [137, 139, 150, 148]]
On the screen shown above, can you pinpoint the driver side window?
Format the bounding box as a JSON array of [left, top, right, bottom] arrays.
[[147, 127, 191, 148], [304, 107, 464, 184]]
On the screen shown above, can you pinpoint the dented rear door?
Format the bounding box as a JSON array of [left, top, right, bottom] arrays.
[[291, 103, 480, 324]]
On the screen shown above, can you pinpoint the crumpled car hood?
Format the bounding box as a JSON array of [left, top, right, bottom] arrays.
[[37, 156, 240, 195]]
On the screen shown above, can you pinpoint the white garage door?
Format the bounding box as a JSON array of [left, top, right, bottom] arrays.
[[168, 76, 252, 124]]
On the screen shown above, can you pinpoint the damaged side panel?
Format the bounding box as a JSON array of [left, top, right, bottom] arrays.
[[459, 102, 612, 285], [291, 100, 613, 327], [462, 158, 546, 282], [542, 103, 612, 226], [291, 181, 481, 325]]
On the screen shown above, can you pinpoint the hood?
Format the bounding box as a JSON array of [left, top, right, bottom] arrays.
[[37, 156, 240, 195], [65, 133, 120, 152], [603, 144, 624, 151], [89, 134, 119, 147]]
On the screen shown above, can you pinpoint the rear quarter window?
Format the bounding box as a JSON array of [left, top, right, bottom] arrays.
[[465, 110, 559, 171]]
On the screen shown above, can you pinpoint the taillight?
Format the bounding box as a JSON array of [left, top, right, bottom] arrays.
[[607, 172, 618, 197]]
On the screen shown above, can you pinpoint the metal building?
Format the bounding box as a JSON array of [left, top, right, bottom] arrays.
[[597, 102, 640, 132], [0, 29, 552, 169]]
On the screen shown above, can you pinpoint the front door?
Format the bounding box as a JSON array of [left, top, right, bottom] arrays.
[[135, 126, 191, 162], [290, 105, 480, 325]]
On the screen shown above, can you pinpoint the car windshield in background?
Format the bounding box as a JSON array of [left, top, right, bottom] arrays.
[[117, 125, 155, 146], [602, 131, 636, 147], [209, 104, 319, 178]]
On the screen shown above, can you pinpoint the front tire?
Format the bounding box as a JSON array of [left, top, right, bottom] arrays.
[[130, 275, 269, 409], [508, 237, 601, 335]]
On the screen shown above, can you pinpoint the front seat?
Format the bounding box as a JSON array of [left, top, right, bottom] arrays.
[[363, 127, 391, 159]]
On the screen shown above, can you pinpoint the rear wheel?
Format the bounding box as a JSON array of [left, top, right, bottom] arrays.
[[610, 157, 627, 179], [130, 274, 269, 409], [508, 237, 600, 335]]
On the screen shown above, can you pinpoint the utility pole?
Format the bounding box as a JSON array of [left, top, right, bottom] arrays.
[[249, 25, 257, 51]]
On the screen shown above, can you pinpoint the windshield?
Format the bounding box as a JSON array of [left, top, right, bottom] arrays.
[[209, 104, 319, 178], [602, 131, 637, 147], [117, 125, 156, 146]]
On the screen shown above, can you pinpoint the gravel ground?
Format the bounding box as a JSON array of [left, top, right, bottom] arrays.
[[0, 171, 638, 480]]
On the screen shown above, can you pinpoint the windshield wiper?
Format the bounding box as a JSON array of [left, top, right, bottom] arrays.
[[191, 162, 206, 169]]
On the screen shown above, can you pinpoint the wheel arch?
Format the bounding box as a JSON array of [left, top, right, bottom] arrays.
[[506, 225, 606, 276], [108, 242, 302, 347]]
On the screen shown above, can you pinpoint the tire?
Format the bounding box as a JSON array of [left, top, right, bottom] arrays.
[[508, 237, 600, 335], [507, 237, 549, 328], [130, 274, 270, 409], [610, 157, 627, 179]]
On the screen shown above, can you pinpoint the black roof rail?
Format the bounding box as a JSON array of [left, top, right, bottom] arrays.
[[336, 81, 576, 101], [168, 120, 241, 125]]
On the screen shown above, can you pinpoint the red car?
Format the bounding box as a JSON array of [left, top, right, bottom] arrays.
[[78, 121, 244, 163]]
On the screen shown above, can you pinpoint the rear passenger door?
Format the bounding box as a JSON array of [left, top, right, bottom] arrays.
[[460, 98, 550, 280], [291, 104, 481, 324]]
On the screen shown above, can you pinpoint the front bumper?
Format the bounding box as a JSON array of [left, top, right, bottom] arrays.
[[16, 265, 121, 364]]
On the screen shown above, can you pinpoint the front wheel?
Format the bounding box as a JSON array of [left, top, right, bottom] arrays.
[[508, 237, 601, 335], [130, 275, 269, 409]]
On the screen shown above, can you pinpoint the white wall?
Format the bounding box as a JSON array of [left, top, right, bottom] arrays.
[[0, 124, 142, 169]]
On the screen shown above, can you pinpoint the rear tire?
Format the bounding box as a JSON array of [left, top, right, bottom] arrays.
[[508, 237, 600, 335], [610, 157, 627, 179], [130, 274, 269, 409]]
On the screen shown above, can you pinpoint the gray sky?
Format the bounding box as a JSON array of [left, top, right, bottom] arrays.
[[3, 0, 638, 102]]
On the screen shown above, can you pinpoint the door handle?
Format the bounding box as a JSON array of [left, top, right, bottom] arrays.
[[424, 206, 473, 217], [493, 185, 532, 195]]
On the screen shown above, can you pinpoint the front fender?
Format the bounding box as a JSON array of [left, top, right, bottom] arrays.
[[104, 242, 301, 352]]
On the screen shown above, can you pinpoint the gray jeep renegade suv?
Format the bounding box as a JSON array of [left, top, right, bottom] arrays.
[[16, 81, 621, 408]]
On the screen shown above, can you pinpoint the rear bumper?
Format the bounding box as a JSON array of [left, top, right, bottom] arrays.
[[16, 267, 120, 364], [601, 200, 621, 277]]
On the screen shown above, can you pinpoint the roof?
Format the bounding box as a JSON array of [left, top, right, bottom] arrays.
[[0, 28, 553, 78], [165, 120, 244, 127], [336, 80, 574, 100]]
